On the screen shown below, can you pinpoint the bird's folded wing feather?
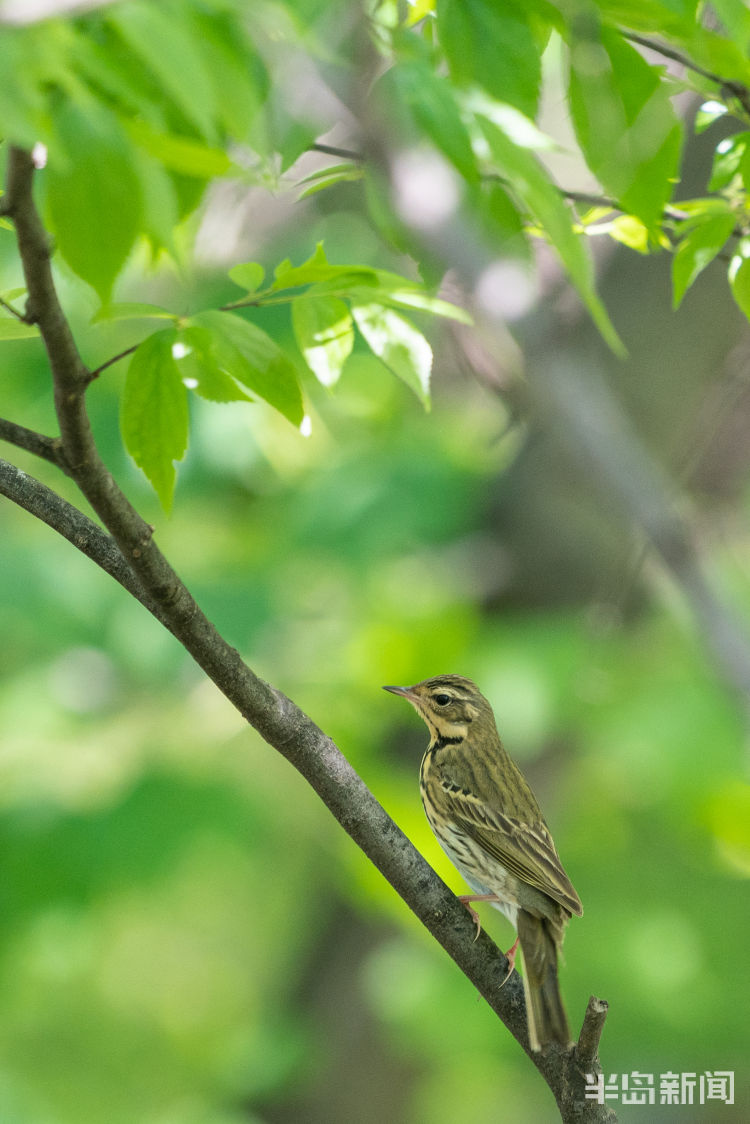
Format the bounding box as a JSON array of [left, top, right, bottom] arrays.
[[437, 778, 583, 916]]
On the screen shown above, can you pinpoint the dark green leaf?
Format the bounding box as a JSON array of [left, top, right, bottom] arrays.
[[292, 297, 354, 386], [439, 0, 542, 119], [389, 60, 479, 182], [121, 329, 189, 509], [109, 1, 217, 140], [191, 311, 304, 425], [45, 99, 142, 301]]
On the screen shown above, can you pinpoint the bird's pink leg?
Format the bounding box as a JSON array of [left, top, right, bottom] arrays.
[[457, 893, 504, 941]]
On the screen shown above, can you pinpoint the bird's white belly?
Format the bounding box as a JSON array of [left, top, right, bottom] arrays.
[[433, 820, 519, 927]]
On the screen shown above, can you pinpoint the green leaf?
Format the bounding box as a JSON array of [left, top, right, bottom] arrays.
[[297, 167, 364, 199], [568, 27, 682, 230], [109, 1, 217, 140], [694, 100, 728, 135], [0, 319, 40, 340], [292, 297, 354, 386], [476, 114, 624, 354], [272, 243, 377, 292], [93, 303, 177, 324], [45, 99, 142, 301], [729, 240, 750, 322], [389, 60, 479, 182], [672, 211, 735, 307], [709, 133, 748, 192], [229, 263, 265, 294], [176, 326, 252, 403], [191, 311, 304, 424], [351, 303, 432, 407], [121, 329, 189, 510], [127, 120, 231, 179], [438, 0, 542, 119]]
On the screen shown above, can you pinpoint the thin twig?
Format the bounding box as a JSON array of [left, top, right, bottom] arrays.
[[0, 295, 29, 321], [88, 342, 139, 381], [0, 417, 69, 472], [309, 142, 364, 162], [624, 30, 750, 117]]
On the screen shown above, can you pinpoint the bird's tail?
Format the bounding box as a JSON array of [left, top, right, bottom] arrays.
[[517, 911, 572, 1052]]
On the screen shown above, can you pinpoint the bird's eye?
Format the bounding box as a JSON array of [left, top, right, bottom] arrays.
[[434, 693, 451, 706]]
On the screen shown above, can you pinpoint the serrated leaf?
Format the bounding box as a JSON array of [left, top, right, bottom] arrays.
[[568, 28, 682, 230], [476, 114, 624, 354], [0, 319, 40, 340], [272, 243, 377, 292], [672, 212, 735, 307], [45, 99, 142, 301], [191, 310, 303, 424], [93, 302, 176, 324], [121, 329, 189, 509], [176, 325, 252, 402], [351, 303, 432, 407], [439, 0, 542, 119], [229, 263, 265, 294], [292, 296, 354, 386]]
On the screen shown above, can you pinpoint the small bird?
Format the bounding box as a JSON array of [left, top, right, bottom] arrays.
[[383, 674, 582, 1051]]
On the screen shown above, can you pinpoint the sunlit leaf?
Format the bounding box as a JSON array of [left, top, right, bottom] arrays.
[[352, 303, 432, 407], [292, 296, 354, 386], [176, 325, 252, 402]]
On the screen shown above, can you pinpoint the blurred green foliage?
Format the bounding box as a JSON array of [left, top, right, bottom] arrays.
[[1, 1, 750, 1122]]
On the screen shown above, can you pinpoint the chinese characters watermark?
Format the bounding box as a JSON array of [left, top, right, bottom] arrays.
[[585, 1071, 734, 1106]]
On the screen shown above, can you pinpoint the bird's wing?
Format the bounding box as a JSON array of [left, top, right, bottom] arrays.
[[436, 777, 583, 917]]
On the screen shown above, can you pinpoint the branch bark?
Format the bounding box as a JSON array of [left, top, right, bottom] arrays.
[[0, 147, 614, 1122]]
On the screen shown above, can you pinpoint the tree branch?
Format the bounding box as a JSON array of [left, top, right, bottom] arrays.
[[1, 144, 604, 1117], [0, 416, 69, 472], [623, 30, 750, 117]]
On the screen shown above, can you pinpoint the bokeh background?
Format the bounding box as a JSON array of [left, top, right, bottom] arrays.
[[2, 14, 750, 1124]]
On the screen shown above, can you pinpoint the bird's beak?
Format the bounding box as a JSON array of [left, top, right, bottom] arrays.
[[382, 684, 415, 700]]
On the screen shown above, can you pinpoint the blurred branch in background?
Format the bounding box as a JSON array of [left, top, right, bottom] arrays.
[[358, 103, 750, 747]]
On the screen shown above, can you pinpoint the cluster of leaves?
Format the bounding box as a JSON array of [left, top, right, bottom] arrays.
[[4, 0, 750, 505], [115, 244, 470, 506]]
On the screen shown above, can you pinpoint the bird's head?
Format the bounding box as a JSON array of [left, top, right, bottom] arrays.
[[383, 674, 495, 745]]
